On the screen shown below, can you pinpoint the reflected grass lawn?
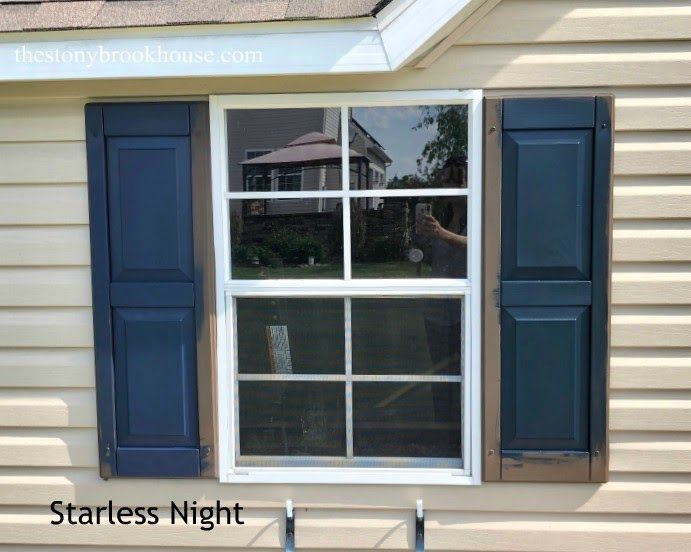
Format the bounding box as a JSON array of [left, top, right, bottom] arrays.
[[232, 262, 432, 279]]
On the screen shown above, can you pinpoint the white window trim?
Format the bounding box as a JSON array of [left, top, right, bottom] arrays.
[[210, 89, 483, 485]]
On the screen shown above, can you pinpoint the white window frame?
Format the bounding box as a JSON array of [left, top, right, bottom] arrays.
[[210, 90, 483, 485]]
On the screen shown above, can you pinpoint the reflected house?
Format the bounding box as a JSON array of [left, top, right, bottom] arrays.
[[349, 116, 392, 210], [228, 108, 391, 216]]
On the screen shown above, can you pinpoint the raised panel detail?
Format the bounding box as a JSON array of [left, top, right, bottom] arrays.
[[502, 130, 593, 280], [501, 306, 590, 451], [113, 308, 198, 448], [107, 137, 192, 282]]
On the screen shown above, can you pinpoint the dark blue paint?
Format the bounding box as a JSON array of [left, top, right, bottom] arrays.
[[86, 102, 201, 478], [85, 105, 117, 478], [103, 103, 190, 136], [113, 308, 198, 447], [589, 97, 614, 477], [500, 97, 611, 476], [503, 97, 595, 130], [501, 281, 591, 306], [501, 306, 590, 450], [107, 137, 193, 283], [116, 448, 201, 478], [110, 283, 195, 308], [502, 129, 593, 280]]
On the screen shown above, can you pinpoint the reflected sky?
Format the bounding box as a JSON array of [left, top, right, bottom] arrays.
[[352, 106, 437, 179]]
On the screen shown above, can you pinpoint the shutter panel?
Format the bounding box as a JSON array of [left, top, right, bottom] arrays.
[[86, 103, 212, 477], [484, 97, 612, 482]]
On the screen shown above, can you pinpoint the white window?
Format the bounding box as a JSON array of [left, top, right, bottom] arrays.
[[211, 91, 482, 485]]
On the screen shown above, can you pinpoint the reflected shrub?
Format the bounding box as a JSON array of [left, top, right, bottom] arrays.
[[266, 229, 327, 264], [234, 244, 282, 268]]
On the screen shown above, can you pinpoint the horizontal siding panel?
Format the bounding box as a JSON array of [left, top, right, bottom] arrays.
[[614, 132, 691, 175], [0, 429, 97, 468], [610, 439, 691, 473], [0, 226, 90, 266], [613, 228, 691, 262], [610, 399, 691, 431], [0, 267, 91, 307], [611, 349, 691, 390], [0, 349, 94, 388], [0, 508, 281, 548], [434, 42, 691, 89], [0, 184, 88, 225], [0, 469, 688, 515], [0, 509, 689, 551], [0, 308, 93, 348], [612, 271, 691, 304], [0, 389, 96, 428], [458, 1, 691, 45], [0, 101, 84, 142], [611, 308, 691, 347], [613, 183, 691, 219], [428, 514, 691, 552], [0, 142, 86, 184], [615, 93, 691, 131]]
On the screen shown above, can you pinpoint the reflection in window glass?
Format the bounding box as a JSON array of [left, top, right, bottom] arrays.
[[222, 99, 476, 471], [236, 298, 345, 374], [352, 298, 463, 376], [239, 382, 346, 456], [227, 108, 343, 192], [351, 196, 468, 279], [229, 199, 343, 279], [353, 382, 462, 458], [349, 105, 468, 190]]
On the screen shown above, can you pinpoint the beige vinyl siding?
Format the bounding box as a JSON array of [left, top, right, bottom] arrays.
[[0, 1, 689, 550]]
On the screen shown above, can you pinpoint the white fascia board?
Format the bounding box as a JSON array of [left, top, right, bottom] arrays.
[[0, 0, 484, 82], [0, 22, 388, 81], [376, 0, 477, 70]]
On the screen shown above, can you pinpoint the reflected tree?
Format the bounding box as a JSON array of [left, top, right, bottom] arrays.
[[414, 105, 468, 182]]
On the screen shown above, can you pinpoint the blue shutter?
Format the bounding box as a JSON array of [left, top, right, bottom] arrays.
[[498, 97, 612, 482], [86, 103, 202, 477]]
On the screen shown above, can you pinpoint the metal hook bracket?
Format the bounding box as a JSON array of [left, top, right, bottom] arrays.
[[415, 499, 424, 552], [285, 500, 295, 552]]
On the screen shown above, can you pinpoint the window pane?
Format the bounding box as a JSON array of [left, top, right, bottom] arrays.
[[227, 108, 343, 192], [230, 199, 343, 279], [352, 298, 463, 375], [236, 298, 344, 374], [350, 196, 468, 279], [349, 105, 468, 190], [353, 382, 462, 458], [239, 382, 346, 456]]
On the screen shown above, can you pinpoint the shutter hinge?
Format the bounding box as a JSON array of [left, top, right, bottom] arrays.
[[493, 286, 501, 308]]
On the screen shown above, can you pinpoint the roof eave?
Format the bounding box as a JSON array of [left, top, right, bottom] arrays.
[[0, 0, 492, 82]]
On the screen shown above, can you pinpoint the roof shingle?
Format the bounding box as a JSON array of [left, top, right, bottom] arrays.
[[0, 0, 392, 33]]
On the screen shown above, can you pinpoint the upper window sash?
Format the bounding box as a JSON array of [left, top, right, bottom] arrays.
[[212, 90, 482, 287]]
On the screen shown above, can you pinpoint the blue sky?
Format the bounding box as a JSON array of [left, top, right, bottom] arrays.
[[352, 106, 437, 180]]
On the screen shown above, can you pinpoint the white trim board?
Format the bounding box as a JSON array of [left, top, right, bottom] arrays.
[[0, 0, 487, 82]]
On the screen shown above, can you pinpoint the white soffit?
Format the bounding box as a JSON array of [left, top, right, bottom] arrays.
[[0, 0, 485, 82]]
